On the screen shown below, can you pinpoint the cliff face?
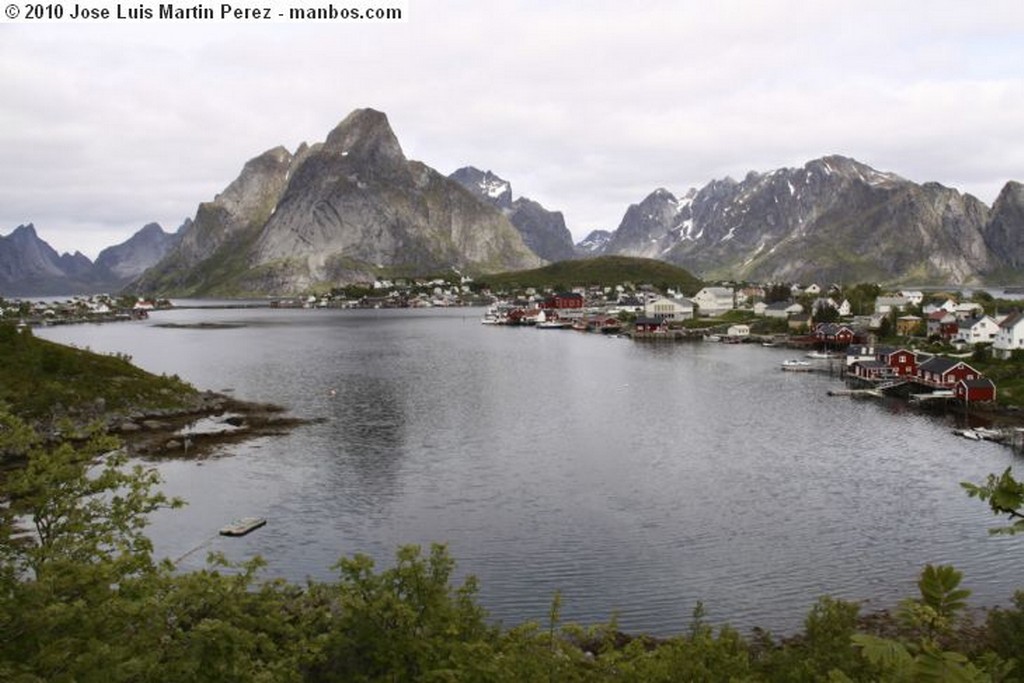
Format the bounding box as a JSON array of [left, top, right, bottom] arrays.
[[134, 109, 543, 296], [600, 156, 1010, 285], [449, 166, 576, 263], [983, 181, 1024, 271]]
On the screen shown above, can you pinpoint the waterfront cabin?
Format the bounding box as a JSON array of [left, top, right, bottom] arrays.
[[846, 345, 877, 367], [916, 357, 983, 389], [851, 360, 894, 382], [633, 316, 668, 334], [875, 346, 918, 377], [814, 322, 856, 348], [726, 324, 751, 339], [955, 378, 997, 403]]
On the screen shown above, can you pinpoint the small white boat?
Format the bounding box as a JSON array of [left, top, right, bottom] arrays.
[[781, 359, 813, 371], [805, 351, 837, 359], [219, 516, 267, 537]]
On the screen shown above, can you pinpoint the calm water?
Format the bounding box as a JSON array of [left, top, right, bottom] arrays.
[[37, 308, 1024, 636]]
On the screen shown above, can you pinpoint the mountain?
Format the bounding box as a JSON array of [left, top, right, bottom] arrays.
[[93, 222, 183, 288], [0, 223, 180, 296], [0, 224, 71, 295], [449, 167, 576, 262], [600, 156, 1022, 285], [982, 181, 1024, 272], [575, 229, 613, 255], [134, 109, 544, 296]]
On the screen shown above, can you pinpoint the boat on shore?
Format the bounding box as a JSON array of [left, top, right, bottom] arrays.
[[219, 516, 267, 537]]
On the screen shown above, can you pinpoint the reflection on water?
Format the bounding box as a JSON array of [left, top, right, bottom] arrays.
[[36, 309, 1024, 636]]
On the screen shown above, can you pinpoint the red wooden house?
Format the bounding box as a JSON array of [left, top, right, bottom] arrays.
[[954, 378, 997, 402], [851, 360, 894, 381], [542, 292, 584, 310], [875, 346, 918, 376], [926, 311, 959, 340], [916, 357, 983, 388], [633, 316, 667, 334], [813, 323, 856, 348]]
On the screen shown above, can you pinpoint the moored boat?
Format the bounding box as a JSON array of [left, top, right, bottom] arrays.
[[781, 359, 813, 371]]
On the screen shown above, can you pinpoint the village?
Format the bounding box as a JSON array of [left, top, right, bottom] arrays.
[[476, 282, 1024, 441]]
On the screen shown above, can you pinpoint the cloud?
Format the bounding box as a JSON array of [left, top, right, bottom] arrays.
[[2, 1, 1023, 257]]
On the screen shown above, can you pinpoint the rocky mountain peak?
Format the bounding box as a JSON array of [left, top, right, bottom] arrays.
[[322, 108, 405, 166], [449, 167, 513, 210]]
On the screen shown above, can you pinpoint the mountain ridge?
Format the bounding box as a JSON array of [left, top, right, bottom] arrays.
[[132, 109, 545, 296]]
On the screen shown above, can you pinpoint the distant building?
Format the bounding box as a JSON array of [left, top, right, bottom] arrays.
[[691, 287, 735, 317]]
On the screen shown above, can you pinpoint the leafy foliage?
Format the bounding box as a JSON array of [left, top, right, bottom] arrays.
[[3, 405, 1024, 680], [963, 468, 1024, 535]]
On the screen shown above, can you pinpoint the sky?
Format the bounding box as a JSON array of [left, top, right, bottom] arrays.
[[2, 0, 1023, 259]]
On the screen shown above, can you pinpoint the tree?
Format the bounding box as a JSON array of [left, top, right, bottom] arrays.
[[963, 467, 1024, 535], [0, 407, 183, 679]]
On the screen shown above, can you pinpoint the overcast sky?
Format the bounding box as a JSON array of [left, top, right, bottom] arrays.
[[2, 0, 1023, 259]]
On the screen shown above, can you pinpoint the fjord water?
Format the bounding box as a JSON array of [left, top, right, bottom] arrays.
[[37, 308, 1024, 635]]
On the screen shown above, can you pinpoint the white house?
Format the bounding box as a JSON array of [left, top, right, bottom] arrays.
[[804, 283, 822, 296], [922, 298, 958, 315], [956, 315, 1001, 346], [763, 302, 804, 319], [899, 290, 924, 306], [726, 324, 751, 338], [837, 299, 852, 316], [644, 296, 694, 320], [993, 312, 1024, 359], [691, 287, 735, 317], [874, 296, 909, 314]]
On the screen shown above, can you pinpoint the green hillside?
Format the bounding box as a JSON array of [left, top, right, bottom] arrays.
[[477, 256, 703, 295], [0, 323, 197, 420]]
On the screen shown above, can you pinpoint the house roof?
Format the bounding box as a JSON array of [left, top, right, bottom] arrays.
[[854, 360, 889, 370], [959, 378, 995, 389], [918, 356, 976, 375], [634, 316, 665, 326], [999, 311, 1024, 330]]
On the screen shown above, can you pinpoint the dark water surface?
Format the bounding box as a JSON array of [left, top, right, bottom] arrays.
[[37, 307, 1024, 635]]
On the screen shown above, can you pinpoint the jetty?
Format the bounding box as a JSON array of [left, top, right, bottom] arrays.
[[219, 516, 267, 537]]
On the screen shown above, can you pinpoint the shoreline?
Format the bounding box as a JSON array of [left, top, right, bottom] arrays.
[[106, 390, 316, 459]]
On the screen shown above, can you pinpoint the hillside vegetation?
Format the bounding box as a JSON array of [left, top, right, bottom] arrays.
[[0, 323, 197, 420], [477, 256, 703, 295]]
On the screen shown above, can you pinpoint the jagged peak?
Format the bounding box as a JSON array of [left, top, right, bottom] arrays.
[[323, 107, 405, 163], [9, 223, 38, 238]]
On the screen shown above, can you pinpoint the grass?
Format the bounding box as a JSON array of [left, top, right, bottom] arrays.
[[0, 323, 198, 420]]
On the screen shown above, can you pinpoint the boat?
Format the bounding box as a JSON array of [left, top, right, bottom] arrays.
[[781, 359, 813, 371], [805, 350, 838, 359], [761, 341, 777, 348], [219, 516, 267, 537], [536, 320, 571, 329], [953, 429, 982, 441]]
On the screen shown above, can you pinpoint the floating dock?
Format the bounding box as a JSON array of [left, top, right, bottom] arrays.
[[219, 516, 267, 537]]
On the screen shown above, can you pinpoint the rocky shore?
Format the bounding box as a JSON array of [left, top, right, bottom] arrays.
[[106, 390, 314, 458]]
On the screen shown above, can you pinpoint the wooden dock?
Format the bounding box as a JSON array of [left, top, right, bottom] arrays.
[[219, 516, 267, 537]]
